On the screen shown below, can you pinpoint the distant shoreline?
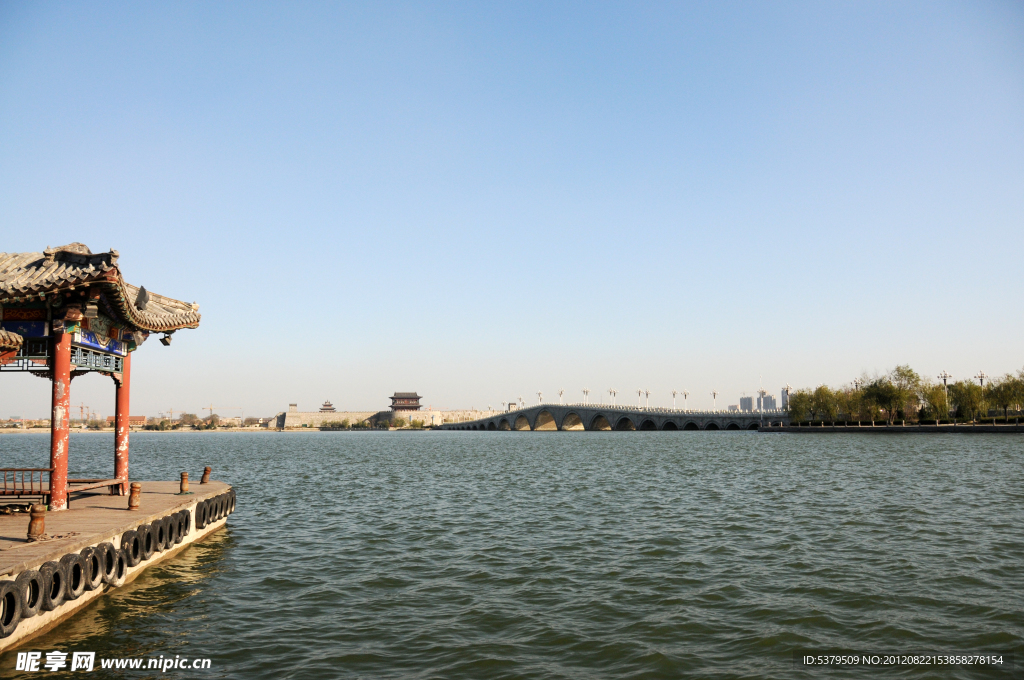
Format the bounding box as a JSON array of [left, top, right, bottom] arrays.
[[760, 423, 1023, 434]]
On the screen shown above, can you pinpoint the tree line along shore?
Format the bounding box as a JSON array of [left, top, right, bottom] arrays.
[[786, 365, 1024, 425]]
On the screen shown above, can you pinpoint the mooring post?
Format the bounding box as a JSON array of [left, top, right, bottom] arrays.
[[114, 352, 132, 495], [27, 504, 46, 541], [180, 472, 189, 494], [128, 482, 141, 510], [48, 331, 72, 511], [200, 466, 211, 484]]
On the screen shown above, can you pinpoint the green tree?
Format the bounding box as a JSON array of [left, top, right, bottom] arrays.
[[811, 385, 839, 421], [987, 374, 1024, 420], [393, 417, 407, 428], [920, 382, 949, 422], [889, 365, 922, 419], [836, 386, 864, 421], [949, 380, 984, 422], [787, 389, 813, 422], [863, 378, 900, 424], [1012, 373, 1024, 414]]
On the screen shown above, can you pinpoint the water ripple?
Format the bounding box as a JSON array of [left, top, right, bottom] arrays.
[[2, 431, 1022, 678]]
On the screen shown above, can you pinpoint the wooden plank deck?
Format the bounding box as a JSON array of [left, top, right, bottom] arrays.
[[0, 480, 231, 577]]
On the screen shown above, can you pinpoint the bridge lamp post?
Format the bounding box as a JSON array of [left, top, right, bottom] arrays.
[[609, 388, 617, 405], [975, 371, 988, 387], [637, 389, 642, 408], [682, 390, 689, 412], [644, 389, 650, 409], [937, 371, 951, 415], [502, 401, 506, 412], [559, 389, 564, 405], [582, 388, 590, 405], [711, 390, 718, 411], [672, 390, 678, 410], [518, 396, 524, 409], [537, 391, 543, 404]]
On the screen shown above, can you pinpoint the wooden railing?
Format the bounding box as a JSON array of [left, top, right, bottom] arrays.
[[0, 468, 53, 497]]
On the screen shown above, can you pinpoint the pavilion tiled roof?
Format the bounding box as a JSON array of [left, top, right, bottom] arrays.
[[0, 329, 22, 352], [0, 243, 200, 333], [392, 392, 421, 398]]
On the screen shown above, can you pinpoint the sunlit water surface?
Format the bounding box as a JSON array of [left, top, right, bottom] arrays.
[[2, 431, 1022, 679]]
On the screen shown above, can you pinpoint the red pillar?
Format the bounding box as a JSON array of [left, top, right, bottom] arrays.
[[49, 332, 71, 511], [114, 352, 131, 495]]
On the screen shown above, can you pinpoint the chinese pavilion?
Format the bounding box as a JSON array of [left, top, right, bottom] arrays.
[[389, 392, 422, 411], [0, 243, 201, 510]]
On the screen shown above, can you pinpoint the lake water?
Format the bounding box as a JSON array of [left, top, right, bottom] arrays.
[[2, 431, 1023, 679]]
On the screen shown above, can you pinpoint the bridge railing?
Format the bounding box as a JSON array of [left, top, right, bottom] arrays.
[[492, 403, 789, 417]]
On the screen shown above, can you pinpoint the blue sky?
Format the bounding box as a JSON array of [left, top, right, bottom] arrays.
[[1, 1, 1022, 419]]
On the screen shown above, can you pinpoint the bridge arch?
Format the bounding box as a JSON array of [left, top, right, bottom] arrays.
[[498, 419, 510, 431], [726, 422, 740, 430], [615, 416, 636, 431], [487, 421, 496, 430], [533, 410, 557, 431], [683, 421, 700, 430], [560, 412, 584, 431], [704, 422, 720, 430], [589, 414, 612, 431], [513, 415, 531, 431], [747, 423, 759, 430], [662, 421, 678, 430], [639, 419, 657, 430]]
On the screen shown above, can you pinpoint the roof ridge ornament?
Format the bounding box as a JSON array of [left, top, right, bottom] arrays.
[[136, 286, 150, 311], [41, 243, 119, 267]]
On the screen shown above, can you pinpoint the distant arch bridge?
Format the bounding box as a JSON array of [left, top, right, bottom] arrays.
[[438, 404, 789, 431]]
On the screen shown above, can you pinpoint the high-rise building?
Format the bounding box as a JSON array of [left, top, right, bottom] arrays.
[[740, 396, 754, 412], [781, 389, 790, 410], [761, 395, 777, 410]]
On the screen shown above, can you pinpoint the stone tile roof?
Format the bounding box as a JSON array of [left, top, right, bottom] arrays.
[[0, 243, 200, 333], [391, 392, 421, 399], [0, 329, 22, 352]]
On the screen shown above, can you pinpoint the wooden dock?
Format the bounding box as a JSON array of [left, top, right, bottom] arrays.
[[0, 481, 233, 652]]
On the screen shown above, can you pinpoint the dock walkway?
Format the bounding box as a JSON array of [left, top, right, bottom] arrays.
[[0, 481, 233, 652]]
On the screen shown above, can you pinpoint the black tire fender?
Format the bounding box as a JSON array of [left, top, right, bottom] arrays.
[[59, 553, 87, 601], [165, 515, 178, 549], [107, 549, 127, 587], [96, 542, 118, 583], [137, 524, 156, 561], [195, 501, 208, 529], [121, 530, 142, 567], [80, 547, 104, 591], [153, 518, 167, 553], [14, 570, 43, 619], [173, 512, 185, 543], [38, 561, 66, 611], [0, 580, 22, 638]]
